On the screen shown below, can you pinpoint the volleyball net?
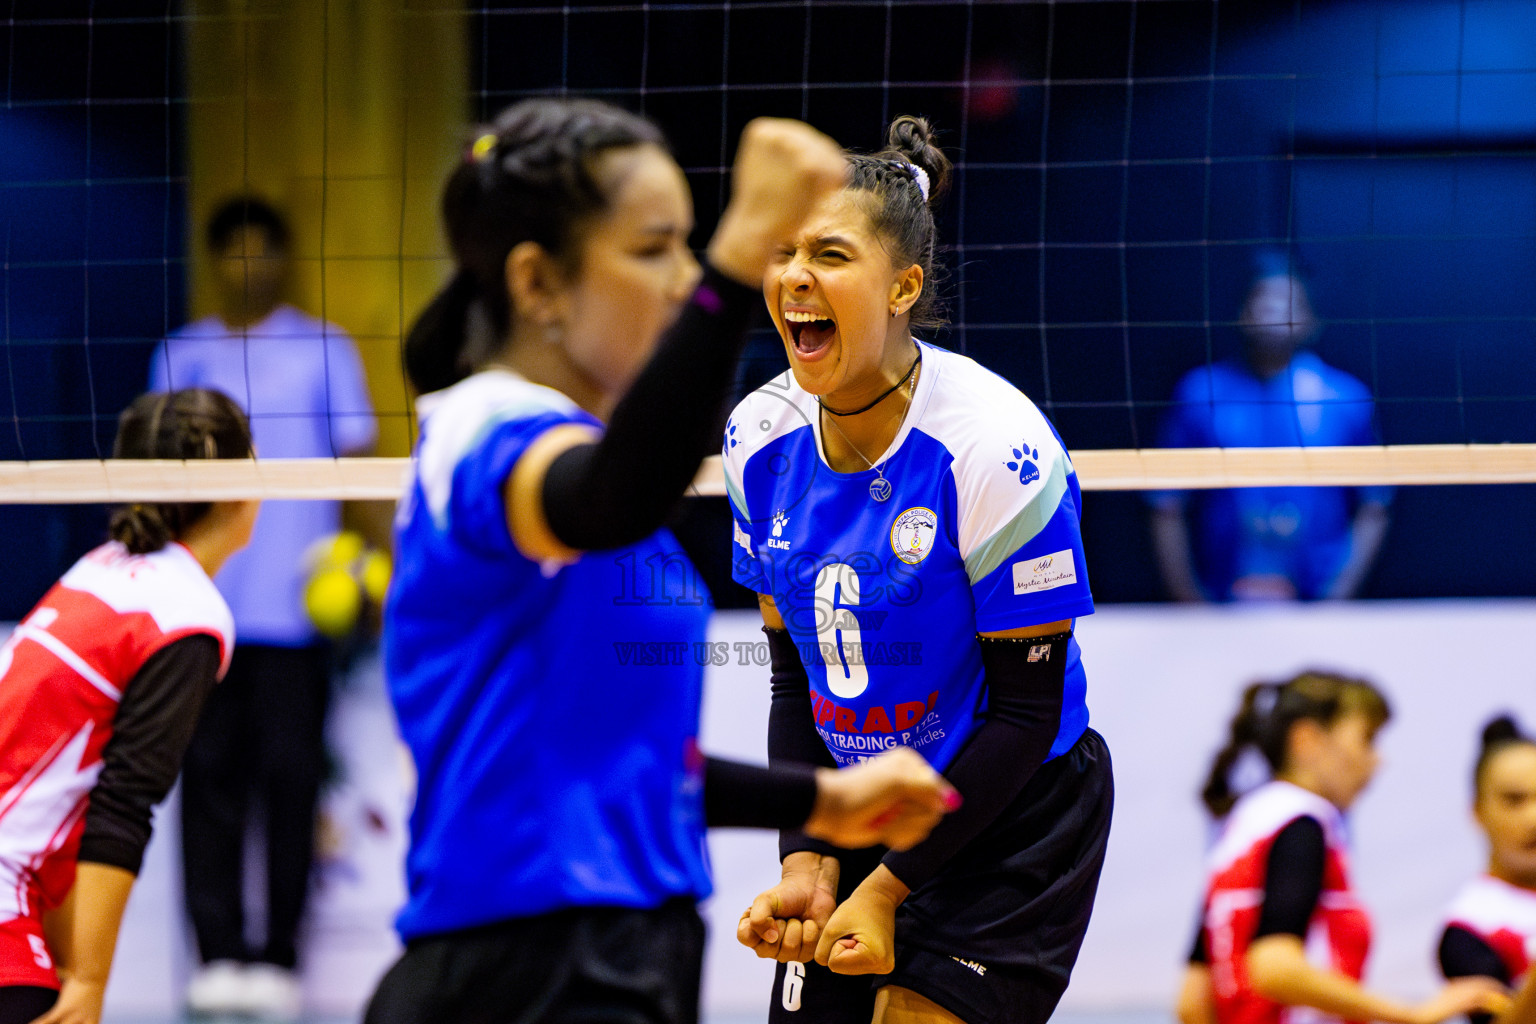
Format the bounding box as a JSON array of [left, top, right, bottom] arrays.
[[4, 4, 1536, 498]]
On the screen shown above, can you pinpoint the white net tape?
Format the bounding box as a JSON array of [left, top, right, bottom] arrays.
[[4, 444, 1534, 504]]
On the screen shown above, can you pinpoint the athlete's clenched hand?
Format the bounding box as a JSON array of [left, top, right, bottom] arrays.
[[738, 852, 839, 963], [803, 746, 959, 851], [814, 865, 909, 976]]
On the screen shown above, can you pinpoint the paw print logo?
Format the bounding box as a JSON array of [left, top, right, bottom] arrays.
[[772, 510, 789, 538], [1006, 440, 1041, 486], [724, 420, 739, 452]]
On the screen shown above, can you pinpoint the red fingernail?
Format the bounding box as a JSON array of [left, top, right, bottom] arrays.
[[944, 790, 963, 810]]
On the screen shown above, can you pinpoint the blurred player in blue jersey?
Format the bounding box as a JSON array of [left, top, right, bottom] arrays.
[[366, 99, 961, 1024], [728, 115, 1114, 1024]]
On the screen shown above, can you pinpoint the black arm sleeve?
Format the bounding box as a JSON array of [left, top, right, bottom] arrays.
[[1190, 922, 1209, 964], [541, 265, 761, 551], [78, 634, 222, 875], [1439, 924, 1510, 982], [880, 632, 1069, 891], [1439, 924, 1508, 1024], [1252, 816, 1327, 941], [703, 757, 818, 829], [762, 628, 842, 862]]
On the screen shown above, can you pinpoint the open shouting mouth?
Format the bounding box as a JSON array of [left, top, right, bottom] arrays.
[[785, 309, 836, 358]]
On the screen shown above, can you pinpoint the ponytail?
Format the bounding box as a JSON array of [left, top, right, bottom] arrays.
[[108, 503, 175, 556], [1201, 682, 1273, 817], [1201, 671, 1391, 818], [404, 270, 481, 396], [109, 388, 252, 554]]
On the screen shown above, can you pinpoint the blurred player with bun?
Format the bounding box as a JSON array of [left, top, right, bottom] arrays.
[[1177, 673, 1504, 1024], [0, 389, 255, 1024], [368, 98, 957, 1024], [727, 114, 1113, 1024], [1437, 715, 1536, 1024]]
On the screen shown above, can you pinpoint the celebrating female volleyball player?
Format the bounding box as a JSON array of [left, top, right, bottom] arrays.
[[0, 389, 255, 1024], [368, 98, 959, 1024], [1175, 673, 1502, 1024], [1437, 715, 1536, 1024], [727, 115, 1114, 1024]]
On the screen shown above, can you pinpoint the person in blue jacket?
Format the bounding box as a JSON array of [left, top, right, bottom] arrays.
[[1150, 254, 1392, 602]]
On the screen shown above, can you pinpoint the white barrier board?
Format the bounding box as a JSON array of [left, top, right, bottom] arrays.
[[4, 598, 1529, 1018]]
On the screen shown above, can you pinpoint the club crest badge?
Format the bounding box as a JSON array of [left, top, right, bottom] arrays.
[[890, 506, 938, 565]]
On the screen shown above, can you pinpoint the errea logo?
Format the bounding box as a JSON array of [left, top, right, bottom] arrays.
[[1012, 549, 1077, 596]]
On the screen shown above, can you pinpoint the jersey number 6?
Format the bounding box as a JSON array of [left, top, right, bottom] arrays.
[[814, 563, 869, 699]]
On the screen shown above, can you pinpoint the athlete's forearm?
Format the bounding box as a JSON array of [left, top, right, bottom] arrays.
[[1496, 976, 1536, 1024], [61, 862, 135, 986], [1248, 936, 1415, 1024], [880, 632, 1069, 891]]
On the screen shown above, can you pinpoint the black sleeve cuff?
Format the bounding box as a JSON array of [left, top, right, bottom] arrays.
[[704, 758, 818, 830]]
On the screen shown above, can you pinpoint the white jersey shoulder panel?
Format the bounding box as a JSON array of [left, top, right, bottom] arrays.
[[722, 370, 818, 520], [1207, 780, 1346, 876], [412, 369, 583, 529], [912, 346, 1074, 583], [58, 542, 234, 660]]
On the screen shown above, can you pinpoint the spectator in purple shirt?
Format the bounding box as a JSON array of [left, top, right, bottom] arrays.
[[149, 196, 376, 1019]]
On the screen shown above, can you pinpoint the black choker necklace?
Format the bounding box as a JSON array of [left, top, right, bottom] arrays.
[[817, 350, 922, 417]]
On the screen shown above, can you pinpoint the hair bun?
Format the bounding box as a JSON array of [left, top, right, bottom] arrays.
[[884, 115, 952, 205], [1482, 714, 1523, 748]]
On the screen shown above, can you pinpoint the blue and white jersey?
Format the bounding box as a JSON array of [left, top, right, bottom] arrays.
[[386, 368, 712, 940], [724, 341, 1093, 772]]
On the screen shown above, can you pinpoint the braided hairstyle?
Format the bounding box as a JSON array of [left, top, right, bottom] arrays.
[[404, 98, 668, 395], [1474, 714, 1536, 801], [845, 115, 954, 334], [1201, 671, 1391, 817], [108, 389, 253, 554]]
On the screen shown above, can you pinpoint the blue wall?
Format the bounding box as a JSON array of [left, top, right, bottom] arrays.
[[0, 10, 184, 616]]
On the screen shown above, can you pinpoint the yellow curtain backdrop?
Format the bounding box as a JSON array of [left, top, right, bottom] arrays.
[[184, 0, 466, 458]]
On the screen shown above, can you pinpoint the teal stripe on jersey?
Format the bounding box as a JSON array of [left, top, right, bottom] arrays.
[[963, 454, 1069, 585]]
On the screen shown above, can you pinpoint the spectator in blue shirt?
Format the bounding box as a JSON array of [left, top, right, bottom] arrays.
[[1149, 256, 1391, 603], [148, 196, 377, 1018]]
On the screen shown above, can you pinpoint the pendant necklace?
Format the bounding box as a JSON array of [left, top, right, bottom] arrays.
[[818, 352, 920, 503]]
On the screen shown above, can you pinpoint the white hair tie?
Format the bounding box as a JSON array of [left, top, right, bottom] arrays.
[[902, 162, 930, 202]]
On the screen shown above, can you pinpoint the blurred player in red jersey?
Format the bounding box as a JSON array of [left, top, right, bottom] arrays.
[[1177, 673, 1504, 1024], [1437, 715, 1536, 1024], [0, 389, 255, 1024]]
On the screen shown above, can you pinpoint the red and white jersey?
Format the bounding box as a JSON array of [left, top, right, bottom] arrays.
[[1443, 875, 1536, 985], [0, 541, 232, 939], [1202, 781, 1372, 1024]]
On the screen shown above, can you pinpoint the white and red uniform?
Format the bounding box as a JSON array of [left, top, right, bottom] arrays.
[[1442, 875, 1536, 986], [1201, 780, 1372, 1024], [0, 542, 231, 989]]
